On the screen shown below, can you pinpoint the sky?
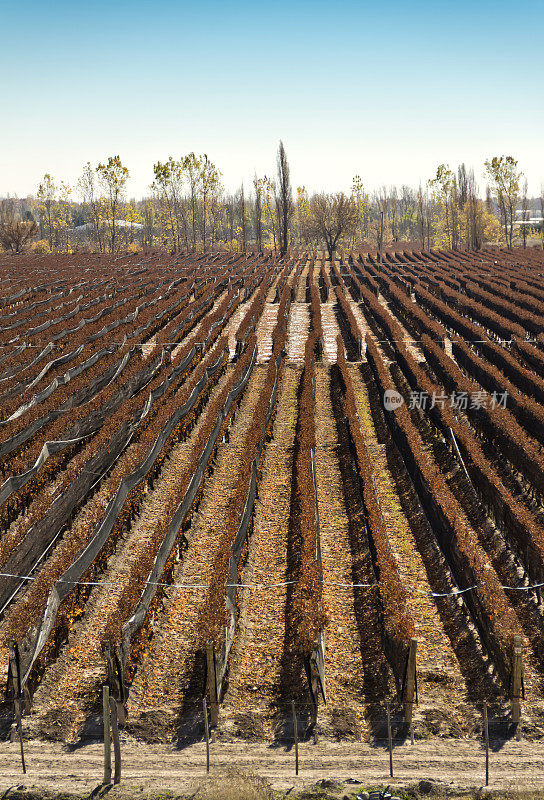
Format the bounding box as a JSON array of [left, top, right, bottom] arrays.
[[1, 0, 543, 199]]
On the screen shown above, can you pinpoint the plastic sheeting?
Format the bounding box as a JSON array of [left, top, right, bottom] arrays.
[[217, 349, 326, 705], [366, 343, 512, 688], [0, 344, 27, 372], [0, 346, 154, 508], [0, 347, 139, 461], [119, 345, 258, 673], [216, 352, 283, 694], [0, 343, 54, 383], [0, 344, 191, 615], [0, 344, 87, 410], [18, 346, 233, 689]]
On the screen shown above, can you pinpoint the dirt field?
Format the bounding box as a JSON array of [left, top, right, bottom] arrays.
[[3, 737, 544, 797]]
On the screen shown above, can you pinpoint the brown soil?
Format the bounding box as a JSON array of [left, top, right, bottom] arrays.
[[4, 736, 544, 795]]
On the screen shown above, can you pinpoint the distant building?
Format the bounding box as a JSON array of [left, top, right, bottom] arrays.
[[70, 220, 144, 244], [514, 208, 543, 230], [71, 221, 144, 233]]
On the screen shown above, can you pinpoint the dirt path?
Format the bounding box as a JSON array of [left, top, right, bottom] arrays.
[[222, 366, 301, 735], [314, 366, 386, 739], [126, 367, 269, 732], [349, 299, 369, 344], [295, 265, 309, 301], [256, 303, 279, 363], [376, 295, 425, 362], [31, 365, 239, 738], [286, 304, 309, 364], [321, 304, 339, 363], [5, 737, 544, 794], [227, 299, 254, 359], [347, 364, 472, 726]]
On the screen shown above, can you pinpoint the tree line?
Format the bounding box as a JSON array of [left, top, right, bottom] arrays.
[[1, 143, 542, 255]]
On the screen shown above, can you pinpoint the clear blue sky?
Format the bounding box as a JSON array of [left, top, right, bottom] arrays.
[[2, 0, 542, 198]]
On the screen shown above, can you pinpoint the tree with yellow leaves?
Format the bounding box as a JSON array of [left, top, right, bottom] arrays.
[[351, 175, 368, 244], [37, 174, 56, 250], [429, 164, 459, 249], [96, 155, 129, 253], [200, 155, 222, 251], [77, 162, 104, 252], [484, 155, 522, 249], [296, 186, 312, 246], [260, 176, 277, 250]]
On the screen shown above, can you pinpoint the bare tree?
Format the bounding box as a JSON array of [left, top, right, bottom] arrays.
[[37, 174, 56, 250], [540, 185, 544, 250], [457, 163, 469, 207], [399, 185, 416, 240], [183, 152, 201, 250], [253, 174, 263, 252], [520, 178, 529, 249], [484, 155, 522, 248], [417, 186, 432, 250], [239, 184, 247, 252], [306, 192, 358, 259], [200, 154, 221, 251], [464, 168, 485, 250], [0, 201, 37, 253], [78, 162, 103, 252], [275, 141, 293, 253], [389, 186, 399, 241]]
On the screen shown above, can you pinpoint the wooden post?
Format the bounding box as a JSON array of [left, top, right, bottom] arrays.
[[403, 638, 418, 725], [110, 697, 121, 785], [203, 697, 210, 774], [103, 686, 111, 785], [356, 336, 362, 360], [8, 643, 26, 775], [511, 634, 523, 726], [386, 701, 394, 778], [206, 641, 218, 728], [483, 703, 489, 786], [292, 700, 299, 776]]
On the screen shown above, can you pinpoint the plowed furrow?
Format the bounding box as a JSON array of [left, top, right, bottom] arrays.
[[126, 367, 269, 725], [286, 303, 309, 363], [376, 295, 425, 362], [227, 300, 254, 358], [256, 303, 279, 363], [321, 304, 339, 363], [315, 366, 385, 739], [31, 365, 240, 731], [349, 299, 369, 344], [347, 364, 471, 725], [222, 366, 300, 734]]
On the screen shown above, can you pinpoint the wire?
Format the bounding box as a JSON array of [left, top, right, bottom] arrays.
[[1, 570, 542, 597]]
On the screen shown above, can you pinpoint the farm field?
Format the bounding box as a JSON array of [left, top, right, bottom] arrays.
[[2, 246, 544, 750]]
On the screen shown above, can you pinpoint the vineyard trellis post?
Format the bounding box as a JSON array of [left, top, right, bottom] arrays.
[[103, 685, 111, 785], [8, 642, 26, 774], [103, 643, 123, 784], [206, 640, 219, 729], [402, 637, 418, 726], [110, 695, 121, 784], [511, 634, 523, 732], [386, 700, 393, 778], [483, 702, 489, 786], [203, 697, 210, 773], [292, 700, 299, 776]]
